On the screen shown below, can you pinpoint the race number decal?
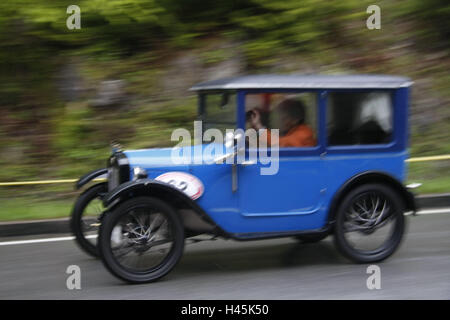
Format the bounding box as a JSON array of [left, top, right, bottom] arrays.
[[155, 172, 204, 200]]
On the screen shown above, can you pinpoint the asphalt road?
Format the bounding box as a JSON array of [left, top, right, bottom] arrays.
[[0, 212, 449, 299]]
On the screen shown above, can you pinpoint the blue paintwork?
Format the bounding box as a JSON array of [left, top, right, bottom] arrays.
[[121, 85, 410, 235]]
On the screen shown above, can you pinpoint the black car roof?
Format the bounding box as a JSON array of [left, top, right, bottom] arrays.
[[190, 74, 412, 91]]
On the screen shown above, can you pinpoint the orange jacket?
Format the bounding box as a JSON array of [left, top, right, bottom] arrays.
[[263, 124, 316, 148]]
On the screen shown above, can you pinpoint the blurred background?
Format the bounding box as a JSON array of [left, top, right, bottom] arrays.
[[0, 0, 449, 222]]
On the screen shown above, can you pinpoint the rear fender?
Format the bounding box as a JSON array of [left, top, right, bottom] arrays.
[[327, 171, 417, 227]]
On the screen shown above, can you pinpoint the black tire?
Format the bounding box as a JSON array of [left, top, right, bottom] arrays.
[[98, 196, 185, 284], [295, 233, 328, 244], [333, 183, 406, 263], [70, 183, 107, 257]]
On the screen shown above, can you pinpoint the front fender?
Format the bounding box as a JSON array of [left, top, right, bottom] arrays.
[[75, 168, 108, 190], [102, 179, 219, 230]]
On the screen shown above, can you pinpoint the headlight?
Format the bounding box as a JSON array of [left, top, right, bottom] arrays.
[[133, 167, 148, 180]]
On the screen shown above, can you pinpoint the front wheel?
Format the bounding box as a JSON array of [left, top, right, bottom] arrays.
[[98, 197, 185, 284], [70, 183, 107, 257], [333, 184, 406, 263]]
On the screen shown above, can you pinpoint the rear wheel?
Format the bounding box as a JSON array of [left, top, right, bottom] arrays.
[[98, 197, 184, 283], [333, 184, 405, 263]]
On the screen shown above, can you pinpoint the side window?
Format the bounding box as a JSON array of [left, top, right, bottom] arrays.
[[245, 93, 317, 148], [327, 92, 393, 146]]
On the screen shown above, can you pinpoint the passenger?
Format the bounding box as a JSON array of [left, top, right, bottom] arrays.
[[248, 99, 316, 148]]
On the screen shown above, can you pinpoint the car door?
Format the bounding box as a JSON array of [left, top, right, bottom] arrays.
[[237, 91, 328, 233], [237, 150, 326, 228]]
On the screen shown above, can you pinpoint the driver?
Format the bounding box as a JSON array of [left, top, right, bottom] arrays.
[[248, 98, 316, 148]]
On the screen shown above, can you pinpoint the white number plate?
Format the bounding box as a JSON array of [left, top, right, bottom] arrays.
[[155, 172, 204, 200]]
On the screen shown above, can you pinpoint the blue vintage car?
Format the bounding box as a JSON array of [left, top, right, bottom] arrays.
[[71, 74, 417, 283]]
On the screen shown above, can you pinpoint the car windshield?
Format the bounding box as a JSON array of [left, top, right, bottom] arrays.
[[201, 92, 237, 135]]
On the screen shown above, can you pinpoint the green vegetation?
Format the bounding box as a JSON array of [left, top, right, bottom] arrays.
[[408, 161, 450, 194], [0, 0, 449, 220], [0, 199, 74, 221]]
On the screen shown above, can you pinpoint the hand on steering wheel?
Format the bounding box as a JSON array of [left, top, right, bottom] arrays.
[[249, 109, 264, 130]]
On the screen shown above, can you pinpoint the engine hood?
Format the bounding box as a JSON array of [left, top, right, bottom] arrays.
[[123, 143, 225, 173]]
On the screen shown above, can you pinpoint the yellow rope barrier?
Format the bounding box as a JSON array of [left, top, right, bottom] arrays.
[[405, 155, 450, 163], [0, 178, 106, 186], [0, 154, 448, 186]]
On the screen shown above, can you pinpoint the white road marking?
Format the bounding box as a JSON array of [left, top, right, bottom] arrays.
[[416, 208, 450, 215], [0, 235, 97, 246], [404, 208, 450, 216], [0, 208, 448, 247]]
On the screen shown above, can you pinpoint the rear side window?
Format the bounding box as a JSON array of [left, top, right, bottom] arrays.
[[327, 92, 393, 146]]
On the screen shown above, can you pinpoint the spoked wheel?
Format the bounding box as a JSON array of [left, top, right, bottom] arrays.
[[334, 184, 405, 263], [70, 183, 107, 257], [98, 197, 184, 284]]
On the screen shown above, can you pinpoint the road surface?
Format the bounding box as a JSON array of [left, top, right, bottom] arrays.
[[0, 212, 449, 299]]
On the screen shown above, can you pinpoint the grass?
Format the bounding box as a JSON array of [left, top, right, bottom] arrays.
[[0, 198, 75, 222], [410, 176, 450, 194], [407, 160, 450, 194]]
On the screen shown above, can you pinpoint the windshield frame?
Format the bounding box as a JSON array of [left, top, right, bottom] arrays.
[[198, 90, 238, 136]]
